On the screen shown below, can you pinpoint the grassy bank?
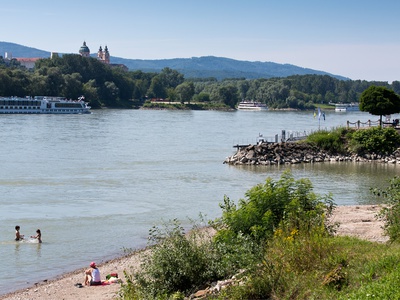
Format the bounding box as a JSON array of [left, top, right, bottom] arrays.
[[118, 170, 400, 299], [118, 127, 400, 299]]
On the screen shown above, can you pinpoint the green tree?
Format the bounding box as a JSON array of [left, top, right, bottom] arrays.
[[166, 87, 178, 102], [103, 81, 119, 105], [392, 81, 400, 95], [217, 85, 239, 108], [158, 67, 184, 89], [176, 81, 195, 104], [62, 73, 83, 99], [29, 74, 47, 96], [147, 75, 166, 99], [44, 67, 64, 96], [82, 79, 100, 107], [193, 92, 210, 102], [0, 69, 12, 95], [359, 86, 400, 126]]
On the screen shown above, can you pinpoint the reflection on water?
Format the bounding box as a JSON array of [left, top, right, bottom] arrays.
[[35, 242, 42, 258], [14, 242, 21, 257]]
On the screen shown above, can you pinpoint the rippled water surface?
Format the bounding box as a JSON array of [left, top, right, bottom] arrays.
[[0, 109, 398, 294]]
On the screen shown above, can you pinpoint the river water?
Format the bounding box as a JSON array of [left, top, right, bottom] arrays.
[[0, 109, 398, 295]]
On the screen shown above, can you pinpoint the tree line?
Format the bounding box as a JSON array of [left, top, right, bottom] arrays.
[[1, 54, 399, 109]]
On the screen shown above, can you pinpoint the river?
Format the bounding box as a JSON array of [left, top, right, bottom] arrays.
[[0, 109, 398, 295]]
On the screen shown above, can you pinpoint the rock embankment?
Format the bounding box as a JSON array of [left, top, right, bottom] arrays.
[[223, 142, 400, 165]]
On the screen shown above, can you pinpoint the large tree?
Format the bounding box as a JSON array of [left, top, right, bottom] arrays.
[[217, 85, 239, 108], [359, 86, 400, 126], [176, 81, 195, 104]]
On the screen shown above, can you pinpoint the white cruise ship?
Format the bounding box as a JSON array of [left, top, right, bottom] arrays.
[[0, 96, 91, 114], [237, 100, 268, 111]]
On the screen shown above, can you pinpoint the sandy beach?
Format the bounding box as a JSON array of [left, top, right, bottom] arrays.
[[0, 205, 387, 300]]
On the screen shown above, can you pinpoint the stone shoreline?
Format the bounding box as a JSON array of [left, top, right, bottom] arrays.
[[224, 142, 400, 165]]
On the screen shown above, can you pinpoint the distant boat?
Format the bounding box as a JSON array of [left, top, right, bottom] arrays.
[[237, 100, 268, 111], [0, 96, 91, 114], [335, 103, 359, 112]]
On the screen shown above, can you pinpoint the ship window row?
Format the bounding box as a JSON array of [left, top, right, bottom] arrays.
[[0, 100, 41, 106], [54, 103, 83, 108], [1, 111, 40, 114], [45, 109, 83, 112], [0, 106, 40, 109]]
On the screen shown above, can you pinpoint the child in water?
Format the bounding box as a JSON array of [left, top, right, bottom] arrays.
[[31, 229, 42, 243], [15, 225, 24, 241]]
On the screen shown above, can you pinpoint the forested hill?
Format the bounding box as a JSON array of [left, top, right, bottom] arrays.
[[111, 56, 349, 81], [0, 41, 348, 80]]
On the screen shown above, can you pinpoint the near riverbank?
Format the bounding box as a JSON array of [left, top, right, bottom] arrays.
[[0, 205, 387, 300]]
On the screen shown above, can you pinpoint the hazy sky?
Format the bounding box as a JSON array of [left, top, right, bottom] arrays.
[[2, 0, 399, 82]]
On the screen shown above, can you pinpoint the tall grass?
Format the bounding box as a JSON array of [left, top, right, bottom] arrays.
[[304, 127, 351, 154]]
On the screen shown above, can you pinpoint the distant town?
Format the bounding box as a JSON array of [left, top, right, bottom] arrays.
[[4, 41, 127, 70]]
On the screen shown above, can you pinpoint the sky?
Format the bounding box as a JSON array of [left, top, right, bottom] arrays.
[[2, 0, 400, 82]]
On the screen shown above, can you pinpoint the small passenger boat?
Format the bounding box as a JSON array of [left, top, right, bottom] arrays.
[[334, 103, 359, 112], [0, 96, 91, 114], [237, 100, 268, 111]]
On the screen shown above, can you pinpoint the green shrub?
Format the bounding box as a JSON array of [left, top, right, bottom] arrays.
[[141, 102, 189, 110], [214, 231, 348, 299], [118, 270, 145, 300], [120, 218, 250, 299], [212, 170, 335, 243], [348, 127, 400, 155], [305, 127, 351, 154], [372, 176, 400, 242]]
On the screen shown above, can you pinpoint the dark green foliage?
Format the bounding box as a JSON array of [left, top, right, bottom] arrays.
[[126, 219, 248, 298], [305, 127, 351, 154], [216, 85, 239, 108], [372, 176, 400, 242], [359, 86, 400, 124], [305, 126, 400, 156], [0, 53, 398, 110], [212, 170, 335, 243], [348, 127, 400, 155], [0, 54, 156, 107], [175, 81, 195, 103]]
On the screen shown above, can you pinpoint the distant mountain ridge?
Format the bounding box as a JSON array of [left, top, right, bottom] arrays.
[[0, 41, 349, 80]]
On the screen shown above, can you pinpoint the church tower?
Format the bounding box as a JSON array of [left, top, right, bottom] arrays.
[[97, 46, 103, 60], [97, 45, 110, 64], [79, 41, 90, 57], [103, 45, 110, 64]]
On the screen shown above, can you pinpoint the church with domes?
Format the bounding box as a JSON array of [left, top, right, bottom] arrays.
[[78, 41, 127, 70], [79, 41, 110, 64], [79, 41, 90, 57]]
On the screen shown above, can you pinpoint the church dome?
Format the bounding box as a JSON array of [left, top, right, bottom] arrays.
[[79, 41, 90, 56]]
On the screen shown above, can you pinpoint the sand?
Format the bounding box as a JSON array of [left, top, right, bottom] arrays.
[[0, 205, 388, 300]]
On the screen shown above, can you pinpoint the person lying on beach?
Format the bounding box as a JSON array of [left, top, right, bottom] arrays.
[[15, 225, 24, 241], [84, 262, 102, 286], [30, 229, 42, 243]]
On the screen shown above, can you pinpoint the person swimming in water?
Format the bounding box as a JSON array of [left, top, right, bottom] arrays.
[[30, 229, 42, 243], [15, 225, 24, 241]]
